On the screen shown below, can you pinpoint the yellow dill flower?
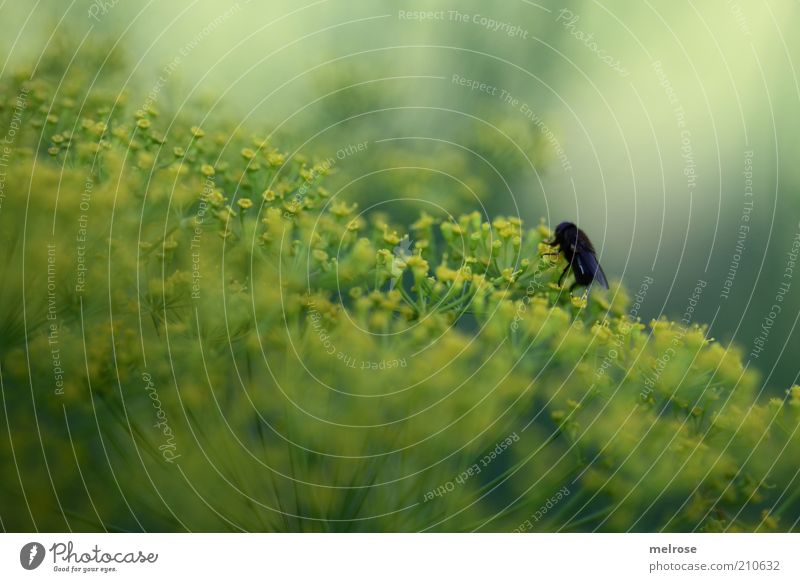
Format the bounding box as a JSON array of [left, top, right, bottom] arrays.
[[206, 190, 225, 205], [330, 201, 356, 217], [768, 397, 783, 412], [537, 241, 557, 258], [190, 126, 205, 138], [200, 164, 215, 176], [80, 142, 102, 155], [136, 152, 155, 169], [592, 323, 610, 342], [650, 318, 672, 333], [168, 163, 188, 176], [469, 232, 482, 250], [383, 229, 401, 246], [411, 213, 435, 231], [685, 327, 708, 349], [499, 226, 516, 239], [537, 221, 552, 238], [465, 211, 482, 228], [369, 311, 391, 330], [267, 152, 285, 167], [376, 249, 393, 266], [789, 385, 800, 408], [571, 295, 587, 309], [282, 200, 301, 215], [237, 198, 253, 209], [136, 118, 151, 130], [241, 148, 256, 160], [760, 510, 779, 531], [313, 162, 330, 176], [440, 222, 463, 240], [346, 217, 364, 231], [262, 189, 276, 202], [493, 218, 510, 231], [406, 255, 429, 276], [216, 210, 231, 223], [390, 256, 407, 279], [435, 265, 458, 282]]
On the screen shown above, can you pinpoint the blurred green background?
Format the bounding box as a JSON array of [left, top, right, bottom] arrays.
[[4, 0, 797, 388]]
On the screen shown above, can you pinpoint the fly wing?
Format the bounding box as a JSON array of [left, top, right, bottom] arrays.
[[576, 250, 609, 288]]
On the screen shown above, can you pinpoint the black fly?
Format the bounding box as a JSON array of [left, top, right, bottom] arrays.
[[543, 222, 608, 293]]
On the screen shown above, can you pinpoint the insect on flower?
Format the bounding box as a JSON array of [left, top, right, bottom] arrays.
[[543, 222, 608, 293]]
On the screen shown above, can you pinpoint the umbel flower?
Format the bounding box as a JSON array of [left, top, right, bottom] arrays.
[[1, 47, 798, 534]]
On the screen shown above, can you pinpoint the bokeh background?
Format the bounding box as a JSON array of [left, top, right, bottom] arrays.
[[4, 0, 797, 387]]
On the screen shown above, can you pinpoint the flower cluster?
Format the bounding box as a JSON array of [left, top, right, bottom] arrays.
[[1, 44, 799, 534]]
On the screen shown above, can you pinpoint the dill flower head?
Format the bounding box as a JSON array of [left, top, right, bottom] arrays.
[[7, 58, 799, 535], [570, 294, 588, 309]]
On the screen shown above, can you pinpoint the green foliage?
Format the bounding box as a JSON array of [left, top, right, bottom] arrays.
[[2, 48, 800, 533]]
